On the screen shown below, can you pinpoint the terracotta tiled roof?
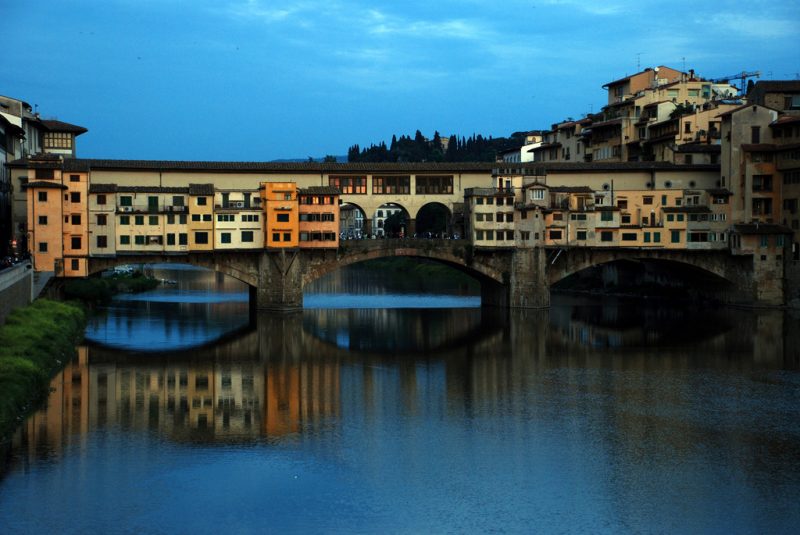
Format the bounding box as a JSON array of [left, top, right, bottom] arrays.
[[21, 181, 68, 190], [189, 183, 215, 195], [40, 119, 88, 135], [733, 223, 792, 235], [299, 186, 341, 195], [662, 206, 712, 213], [675, 144, 721, 153], [549, 186, 594, 193]]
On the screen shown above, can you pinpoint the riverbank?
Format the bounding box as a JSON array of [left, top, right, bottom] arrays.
[[63, 272, 160, 302], [0, 299, 86, 442]]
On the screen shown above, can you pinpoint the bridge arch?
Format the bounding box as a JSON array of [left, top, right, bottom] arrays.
[[372, 202, 410, 238], [87, 252, 260, 288], [547, 248, 744, 298], [414, 202, 452, 237], [302, 242, 506, 290], [339, 201, 368, 239]]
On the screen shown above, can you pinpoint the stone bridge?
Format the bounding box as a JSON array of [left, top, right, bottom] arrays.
[[87, 240, 780, 309]]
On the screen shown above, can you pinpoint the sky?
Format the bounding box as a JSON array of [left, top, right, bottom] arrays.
[[3, 0, 799, 161]]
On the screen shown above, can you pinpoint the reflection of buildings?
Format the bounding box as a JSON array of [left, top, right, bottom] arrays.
[[13, 345, 340, 454]]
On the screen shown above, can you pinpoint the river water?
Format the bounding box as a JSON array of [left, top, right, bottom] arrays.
[[1, 264, 799, 534]]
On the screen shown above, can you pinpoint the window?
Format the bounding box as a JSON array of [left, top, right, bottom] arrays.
[[135, 235, 145, 245], [621, 214, 631, 224], [661, 195, 667, 205], [192, 214, 201, 222], [277, 213, 290, 222], [196, 197, 207, 206], [671, 230, 681, 243], [38, 191, 47, 202], [120, 196, 132, 207], [530, 189, 545, 201], [195, 232, 209, 244], [667, 214, 675, 222], [601, 231, 613, 242], [179, 215, 187, 224], [179, 233, 188, 245], [120, 236, 130, 245], [476, 197, 484, 205], [643, 197, 653, 205], [653, 232, 661, 243], [577, 230, 587, 240], [173, 195, 185, 207], [220, 232, 231, 244], [69, 174, 79, 182], [329, 176, 367, 194], [272, 233, 280, 242], [217, 214, 235, 222], [475, 230, 484, 240], [203, 214, 212, 222], [617, 199, 628, 210], [35, 168, 54, 180], [242, 214, 259, 222], [97, 194, 107, 205], [600, 211, 614, 221], [38, 215, 48, 225], [167, 214, 175, 224], [72, 215, 81, 225], [760, 236, 769, 247], [96, 235, 107, 248], [373, 176, 410, 194], [71, 259, 80, 271], [70, 236, 81, 249], [70, 192, 80, 203], [167, 234, 175, 246], [622, 233, 637, 241], [135, 215, 144, 225], [753, 175, 773, 192], [751, 126, 761, 144], [283, 232, 291, 241], [684, 121, 692, 134], [415, 175, 453, 194], [242, 231, 254, 242], [677, 214, 685, 222], [644, 232, 651, 243], [39, 242, 48, 252], [549, 230, 563, 240], [777, 235, 785, 247], [97, 214, 107, 226], [149, 216, 158, 225]]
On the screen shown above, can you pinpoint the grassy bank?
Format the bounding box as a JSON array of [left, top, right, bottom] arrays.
[[63, 272, 160, 302], [0, 299, 86, 442]]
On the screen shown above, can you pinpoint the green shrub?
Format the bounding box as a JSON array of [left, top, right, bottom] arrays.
[[0, 299, 85, 441]]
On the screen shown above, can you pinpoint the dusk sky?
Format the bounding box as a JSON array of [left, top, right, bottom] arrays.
[[4, 0, 799, 161]]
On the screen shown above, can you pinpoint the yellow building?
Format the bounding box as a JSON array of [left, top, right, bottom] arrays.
[[188, 184, 215, 251]]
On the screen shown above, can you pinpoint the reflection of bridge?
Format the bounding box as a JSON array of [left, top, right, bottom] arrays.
[[87, 239, 775, 309]]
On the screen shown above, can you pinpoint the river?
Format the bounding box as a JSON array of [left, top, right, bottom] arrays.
[[1, 263, 799, 534]]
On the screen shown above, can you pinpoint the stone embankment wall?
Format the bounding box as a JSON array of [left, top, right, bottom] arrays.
[[0, 264, 33, 325]]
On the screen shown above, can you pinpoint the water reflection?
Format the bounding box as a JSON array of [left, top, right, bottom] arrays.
[[85, 264, 250, 350], [3, 279, 800, 532]]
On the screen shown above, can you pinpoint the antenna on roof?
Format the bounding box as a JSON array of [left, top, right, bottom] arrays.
[[636, 53, 642, 71]]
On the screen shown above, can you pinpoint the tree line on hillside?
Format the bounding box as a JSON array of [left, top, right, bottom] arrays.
[[347, 130, 528, 163]]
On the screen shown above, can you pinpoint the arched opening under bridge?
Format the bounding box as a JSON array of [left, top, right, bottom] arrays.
[[550, 257, 737, 302], [415, 202, 453, 238]]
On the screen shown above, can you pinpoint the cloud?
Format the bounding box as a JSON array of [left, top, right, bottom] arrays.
[[703, 13, 797, 39]]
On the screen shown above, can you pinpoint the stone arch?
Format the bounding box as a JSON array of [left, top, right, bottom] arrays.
[[547, 248, 743, 292], [302, 246, 505, 289], [371, 202, 411, 238], [414, 202, 453, 237], [338, 201, 369, 238], [86, 252, 260, 288]]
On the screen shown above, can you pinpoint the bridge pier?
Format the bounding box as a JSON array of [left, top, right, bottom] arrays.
[[256, 250, 304, 311], [480, 248, 549, 308]]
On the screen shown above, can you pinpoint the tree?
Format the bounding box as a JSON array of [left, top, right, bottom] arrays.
[[383, 210, 407, 237], [323, 155, 338, 163]]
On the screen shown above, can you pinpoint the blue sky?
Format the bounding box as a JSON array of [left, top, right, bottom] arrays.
[[4, 0, 799, 161]]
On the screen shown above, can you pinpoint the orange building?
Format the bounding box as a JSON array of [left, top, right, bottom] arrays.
[[261, 182, 298, 248], [298, 186, 340, 248], [23, 155, 88, 275]]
